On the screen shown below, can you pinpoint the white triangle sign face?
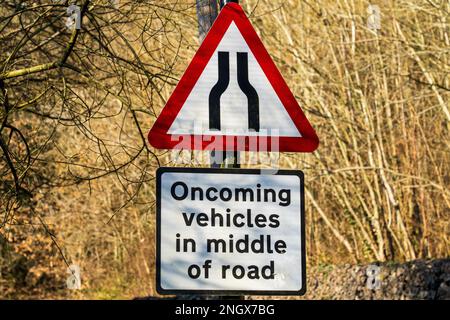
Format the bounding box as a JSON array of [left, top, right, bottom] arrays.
[[170, 22, 300, 138], [148, 3, 319, 152]]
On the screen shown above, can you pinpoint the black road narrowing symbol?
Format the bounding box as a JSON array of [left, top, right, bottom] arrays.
[[209, 51, 260, 132]]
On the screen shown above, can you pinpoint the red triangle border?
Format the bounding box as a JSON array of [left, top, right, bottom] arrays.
[[148, 3, 319, 152]]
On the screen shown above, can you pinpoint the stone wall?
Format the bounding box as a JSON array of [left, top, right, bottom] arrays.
[[267, 259, 450, 300], [141, 259, 450, 300]]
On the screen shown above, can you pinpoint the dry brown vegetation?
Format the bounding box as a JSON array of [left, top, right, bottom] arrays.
[[0, 0, 449, 299]]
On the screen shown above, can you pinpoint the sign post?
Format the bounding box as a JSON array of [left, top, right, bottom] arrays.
[[148, 0, 319, 297], [196, 0, 240, 169]]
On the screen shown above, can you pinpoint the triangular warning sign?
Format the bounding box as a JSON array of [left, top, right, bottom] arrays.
[[148, 2, 319, 152]]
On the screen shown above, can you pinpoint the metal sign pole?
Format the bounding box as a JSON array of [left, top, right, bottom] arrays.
[[196, 0, 242, 300], [210, 0, 241, 169], [196, 0, 240, 169]]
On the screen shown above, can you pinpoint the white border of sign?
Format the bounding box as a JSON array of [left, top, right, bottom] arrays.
[[156, 167, 306, 296]]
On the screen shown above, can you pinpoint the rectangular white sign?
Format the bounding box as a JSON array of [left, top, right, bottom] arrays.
[[156, 168, 305, 295]]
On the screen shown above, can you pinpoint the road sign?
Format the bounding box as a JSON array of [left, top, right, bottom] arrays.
[[148, 2, 319, 153], [156, 167, 306, 295]]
